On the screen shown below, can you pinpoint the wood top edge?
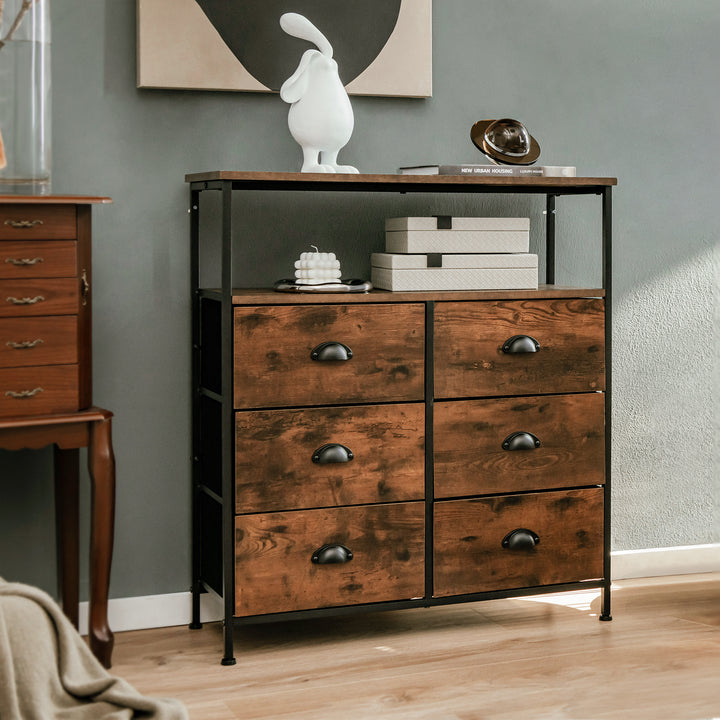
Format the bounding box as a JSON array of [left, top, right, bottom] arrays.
[[201, 286, 606, 304], [0, 195, 112, 204], [185, 170, 617, 187]]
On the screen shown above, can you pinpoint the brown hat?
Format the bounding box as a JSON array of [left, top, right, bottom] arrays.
[[471, 118, 540, 165]]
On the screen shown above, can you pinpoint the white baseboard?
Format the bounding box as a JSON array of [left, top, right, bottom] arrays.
[[79, 544, 720, 635]]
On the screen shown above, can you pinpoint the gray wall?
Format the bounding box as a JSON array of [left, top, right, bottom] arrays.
[[1, 1, 717, 601]]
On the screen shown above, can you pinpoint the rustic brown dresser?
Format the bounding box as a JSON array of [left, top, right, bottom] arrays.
[[186, 172, 616, 664]]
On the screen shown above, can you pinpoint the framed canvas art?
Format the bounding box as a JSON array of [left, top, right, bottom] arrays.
[[137, 0, 432, 97]]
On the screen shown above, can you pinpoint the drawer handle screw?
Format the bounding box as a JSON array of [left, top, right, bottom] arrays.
[[6, 295, 45, 305], [4, 219, 43, 229], [5, 387, 44, 399], [5, 257, 44, 266], [6, 339, 44, 349]]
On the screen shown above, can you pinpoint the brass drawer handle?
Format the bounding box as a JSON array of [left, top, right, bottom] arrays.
[[5, 387, 44, 399], [6, 339, 44, 349], [6, 295, 45, 305], [4, 257, 44, 266], [3, 219, 44, 229]]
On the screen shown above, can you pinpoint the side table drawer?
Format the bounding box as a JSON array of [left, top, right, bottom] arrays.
[[0, 241, 77, 279], [0, 317, 78, 368], [235, 502, 425, 616], [234, 303, 425, 408], [0, 279, 79, 317], [0, 205, 76, 240], [236, 403, 425, 513], [434, 299, 605, 398], [433, 488, 604, 597], [0, 365, 79, 417], [434, 393, 605, 497]]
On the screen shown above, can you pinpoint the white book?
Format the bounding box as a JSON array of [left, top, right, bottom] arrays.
[[371, 266, 538, 292], [386, 216, 529, 232], [385, 230, 529, 254], [372, 252, 538, 270]]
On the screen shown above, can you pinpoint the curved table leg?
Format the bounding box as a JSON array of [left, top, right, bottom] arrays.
[[87, 415, 116, 668], [54, 447, 80, 628]]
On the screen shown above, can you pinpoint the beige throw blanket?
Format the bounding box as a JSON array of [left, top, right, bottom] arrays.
[[0, 578, 187, 719]]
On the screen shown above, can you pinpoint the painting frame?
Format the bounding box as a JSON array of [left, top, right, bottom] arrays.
[[136, 0, 432, 98]]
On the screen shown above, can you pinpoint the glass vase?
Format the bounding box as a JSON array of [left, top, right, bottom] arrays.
[[0, 0, 51, 194]]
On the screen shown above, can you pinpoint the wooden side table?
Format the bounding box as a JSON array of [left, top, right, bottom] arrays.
[[0, 408, 115, 667], [0, 195, 115, 667]]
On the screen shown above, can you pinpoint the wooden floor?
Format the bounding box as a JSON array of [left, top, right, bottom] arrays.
[[111, 574, 720, 720]]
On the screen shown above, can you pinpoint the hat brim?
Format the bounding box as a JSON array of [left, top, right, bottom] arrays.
[[471, 120, 541, 165]]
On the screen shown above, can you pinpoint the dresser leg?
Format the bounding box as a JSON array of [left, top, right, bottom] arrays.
[[599, 580, 612, 621], [54, 446, 80, 629], [87, 416, 116, 667]]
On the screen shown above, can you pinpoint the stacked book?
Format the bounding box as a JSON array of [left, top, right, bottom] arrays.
[[371, 216, 538, 292]]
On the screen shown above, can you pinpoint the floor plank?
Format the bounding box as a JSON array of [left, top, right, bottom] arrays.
[[111, 574, 720, 720]]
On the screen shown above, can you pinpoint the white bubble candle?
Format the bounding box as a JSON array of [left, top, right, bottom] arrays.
[[294, 246, 342, 285]]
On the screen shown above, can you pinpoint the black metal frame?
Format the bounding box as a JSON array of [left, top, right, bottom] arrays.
[[188, 173, 614, 664]]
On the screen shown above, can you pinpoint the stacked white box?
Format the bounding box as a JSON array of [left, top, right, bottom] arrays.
[[372, 217, 538, 291]]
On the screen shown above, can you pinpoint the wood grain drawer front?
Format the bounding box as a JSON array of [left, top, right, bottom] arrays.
[[0, 241, 77, 279], [234, 303, 425, 408], [0, 365, 79, 417], [434, 393, 605, 498], [0, 279, 79, 317], [434, 299, 605, 398], [433, 488, 604, 597], [235, 502, 425, 616], [0, 317, 78, 368], [236, 403, 425, 513], [0, 205, 76, 240]]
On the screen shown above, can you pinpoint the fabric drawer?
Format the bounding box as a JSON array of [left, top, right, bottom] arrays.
[[434, 299, 605, 398], [434, 393, 605, 497], [235, 403, 425, 513], [234, 303, 425, 408], [433, 488, 604, 597], [235, 502, 425, 616]]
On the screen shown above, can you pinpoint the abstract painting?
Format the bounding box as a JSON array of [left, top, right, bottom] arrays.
[[137, 0, 432, 97]]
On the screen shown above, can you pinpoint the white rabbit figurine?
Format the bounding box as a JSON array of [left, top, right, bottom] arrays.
[[279, 13, 359, 173]]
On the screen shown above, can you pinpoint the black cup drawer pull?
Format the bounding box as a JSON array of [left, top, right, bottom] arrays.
[[502, 335, 540, 354], [312, 443, 354, 464], [311, 341, 353, 361], [502, 431, 541, 451], [311, 544, 353, 564], [502, 528, 540, 550]]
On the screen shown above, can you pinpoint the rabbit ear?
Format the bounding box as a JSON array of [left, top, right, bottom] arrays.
[[280, 12, 333, 57], [280, 49, 320, 103]]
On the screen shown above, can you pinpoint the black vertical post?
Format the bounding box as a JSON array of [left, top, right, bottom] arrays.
[[424, 301, 434, 602], [600, 186, 613, 622], [189, 187, 203, 629], [545, 194, 556, 285], [220, 181, 238, 662]]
